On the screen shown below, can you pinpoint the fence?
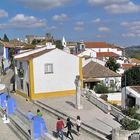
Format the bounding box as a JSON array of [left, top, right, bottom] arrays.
[[85, 90, 124, 119]]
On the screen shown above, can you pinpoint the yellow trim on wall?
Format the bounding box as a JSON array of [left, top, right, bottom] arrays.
[[108, 100, 121, 105], [31, 90, 76, 100], [79, 57, 83, 88], [16, 89, 27, 98], [29, 60, 35, 99], [26, 58, 80, 100]]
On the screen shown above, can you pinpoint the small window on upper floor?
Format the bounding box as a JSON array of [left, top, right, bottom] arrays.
[[44, 63, 53, 74]]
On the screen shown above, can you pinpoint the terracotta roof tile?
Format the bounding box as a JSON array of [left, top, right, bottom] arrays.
[[85, 42, 123, 51], [129, 58, 140, 63], [122, 64, 135, 69], [83, 61, 120, 80], [97, 52, 119, 57]]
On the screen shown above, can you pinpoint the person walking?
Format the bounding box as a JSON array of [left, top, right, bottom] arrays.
[[56, 117, 64, 140], [76, 116, 81, 135], [37, 109, 43, 117], [26, 110, 34, 135], [65, 118, 74, 140]]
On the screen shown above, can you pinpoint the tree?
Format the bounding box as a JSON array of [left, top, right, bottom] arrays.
[[3, 34, 9, 42], [94, 83, 109, 94], [54, 40, 63, 50], [122, 66, 140, 88], [31, 39, 41, 45], [105, 57, 120, 72]]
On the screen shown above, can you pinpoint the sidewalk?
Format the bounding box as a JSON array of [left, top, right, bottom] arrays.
[[38, 95, 121, 136], [11, 93, 100, 140], [0, 114, 19, 140]]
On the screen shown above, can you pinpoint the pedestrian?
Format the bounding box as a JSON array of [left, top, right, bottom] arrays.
[[76, 116, 81, 135], [65, 118, 74, 140], [37, 109, 43, 117], [26, 110, 34, 120], [26, 110, 34, 135], [56, 117, 64, 140]]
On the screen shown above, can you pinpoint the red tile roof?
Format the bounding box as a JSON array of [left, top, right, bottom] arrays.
[[122, 64, 135, 69], [85, 42, 123, 51], [96, 52, 119, 57], [129, 58, 140, 64], [85, 42, 109, 48]]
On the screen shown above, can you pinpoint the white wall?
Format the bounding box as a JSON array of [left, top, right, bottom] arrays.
[[33, 49, 79, 93], [83, 58, 105, 67], [99, 77, 121, 91], [78, 49, 96, 58], [86, 47, 122, 56], [122, 87, 140, 108]]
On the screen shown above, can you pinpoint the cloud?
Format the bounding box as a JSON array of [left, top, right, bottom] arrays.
[[9, 14, 46, 28], [105, 2, 140, 14], [98, 27, 110, 32], [74, 21, 84, 31], [88, 0, 128, 6], [74, 26, 84, 31], [0, 9, 8, 18], [18, 0, 71, 10], [88, 0, 140, 14], [76, 21, 84, 26], [52, 13, 68, 22], [122, 33, 136, 37], [121, 20, 140, 37], [92, 18, 101, 23], [0, 24, 7, 29]]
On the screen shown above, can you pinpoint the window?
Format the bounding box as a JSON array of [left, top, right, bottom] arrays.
[[44, 64, 53, 74]]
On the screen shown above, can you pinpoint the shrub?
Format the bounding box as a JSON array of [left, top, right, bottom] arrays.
[[122, 107, 140, 121], [122, 107, 137, 117], [100, 94, 108, 101], [94, 83, 109, 94], [120, 117, 139, 130]]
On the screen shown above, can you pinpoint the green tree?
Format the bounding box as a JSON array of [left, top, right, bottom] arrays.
[[122, 66, 140, 88], [31, 39, 41, 45], [94, 83, 109, 94], [54, 40, 63, 50], [105, 57, 120, 72], [3, 34, 9, 42]]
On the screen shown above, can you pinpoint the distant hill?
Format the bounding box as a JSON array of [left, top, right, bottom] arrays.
[[125, 46, 140, 59]]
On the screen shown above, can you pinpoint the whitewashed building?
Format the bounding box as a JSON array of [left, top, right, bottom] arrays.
[[122, 86, 140, 109], [85, 42, 123, 56], [14, 47, 82, 100], [83, 61, 121, 91]]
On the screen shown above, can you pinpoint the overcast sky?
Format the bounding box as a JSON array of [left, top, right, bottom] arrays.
[[0, 0, 140, 47]]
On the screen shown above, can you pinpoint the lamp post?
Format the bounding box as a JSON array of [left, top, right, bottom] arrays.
[[74, 75, 83, 109]]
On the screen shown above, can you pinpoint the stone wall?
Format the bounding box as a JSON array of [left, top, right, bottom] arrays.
[[112, 128, 140, 140]]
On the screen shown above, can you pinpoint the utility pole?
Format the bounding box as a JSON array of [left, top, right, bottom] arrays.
[[124, 74, 127, 108]]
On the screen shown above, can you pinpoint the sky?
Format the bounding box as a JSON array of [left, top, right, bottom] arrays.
[[0, 0, 140, 47]]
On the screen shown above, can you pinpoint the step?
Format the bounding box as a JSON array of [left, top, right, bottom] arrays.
[[34, 100, 110, 140]]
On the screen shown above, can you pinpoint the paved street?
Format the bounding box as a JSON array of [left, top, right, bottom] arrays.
[[39, 95, 121, 136], [11, 93, 100, 140], [0, 116, 19, 140]]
